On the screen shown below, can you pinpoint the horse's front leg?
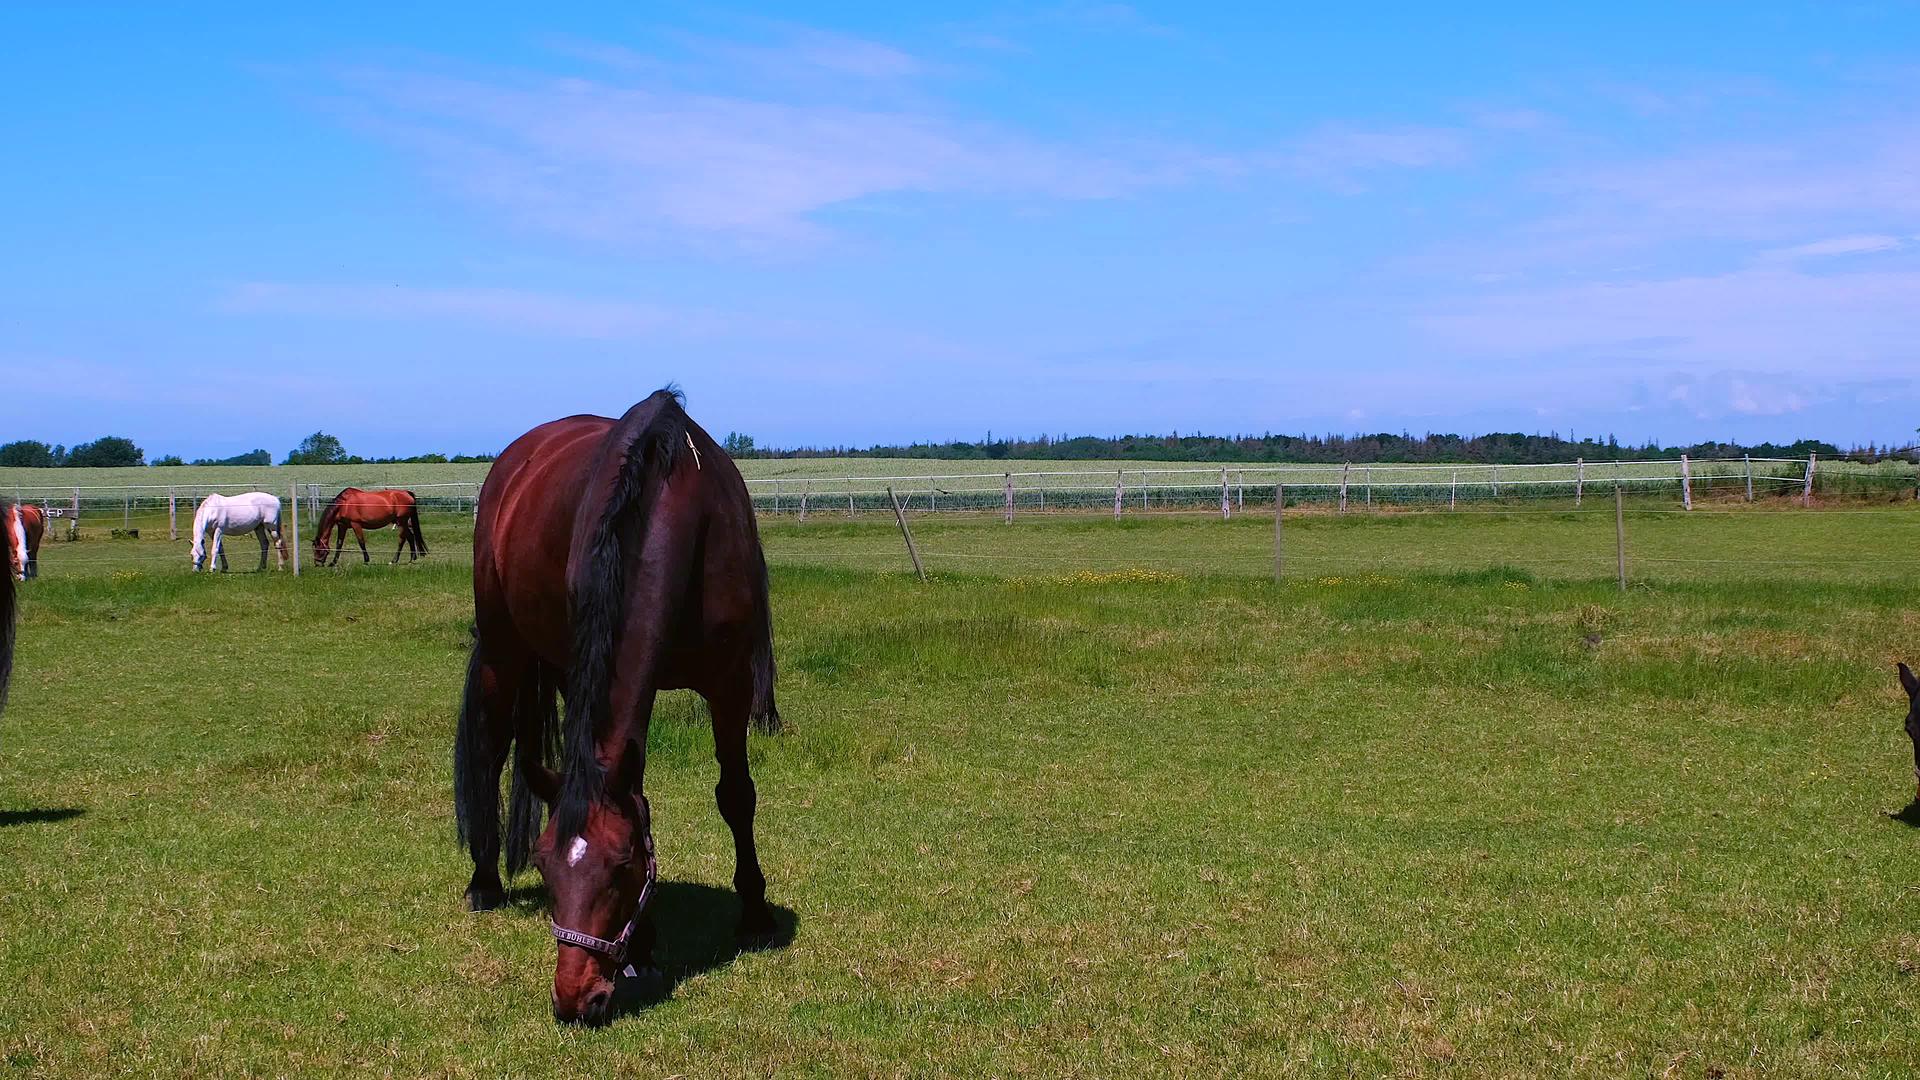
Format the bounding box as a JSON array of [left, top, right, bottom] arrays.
[[212, 525, 228, 572], [329, 523, 346, 567], [255, 525, 270, 572]]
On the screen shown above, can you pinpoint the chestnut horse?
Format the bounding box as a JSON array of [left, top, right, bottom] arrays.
[[5, 501, 44, 581], [314, 488, 427, 566], [453, 389, 780, 1026], [0, 503, 15, 714]]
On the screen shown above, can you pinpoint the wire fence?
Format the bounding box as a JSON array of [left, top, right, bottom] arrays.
[[9, 455, 1918, 585], [748, 456, 1843, 517]]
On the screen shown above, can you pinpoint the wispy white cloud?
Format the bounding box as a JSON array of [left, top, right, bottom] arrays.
[[322, 27, 1466, 249], [1759, 233, 1905, 262], [220, 281, 709, 338], [1420, 266, 1920, 377]]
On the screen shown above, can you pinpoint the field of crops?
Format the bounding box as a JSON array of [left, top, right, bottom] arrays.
[[2, 455, 1914, 497], [2, 509, 1919, 1075]]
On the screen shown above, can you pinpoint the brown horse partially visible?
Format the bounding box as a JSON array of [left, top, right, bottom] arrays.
[[5, 502, 45, 581], [453, 389, 780, 1026], [313, 488, 427, 566], [0, 503, 15, 714]]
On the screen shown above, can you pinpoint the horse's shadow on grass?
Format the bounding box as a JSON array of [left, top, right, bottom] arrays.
[[504, 879, 798, 1017], [1886, 801, 1920, 827], [0, 808, 84, 828]]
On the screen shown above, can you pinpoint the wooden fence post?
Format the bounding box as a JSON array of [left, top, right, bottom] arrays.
[[1236, 471, 1244, 512], [289, 483, 300, 576], [799, 480, 809, 523], [1744, 454, 1753, 502], [1680, 454, 1692, 511], [1365, 465, 1372, 509], [1338, 463, 1349, 513], [1220, 467, 1230, 520], [1615, 484, 1626, 592], [1114, 471, 1123, 520], [1802, 453, 1816, 507], [1449, 469, 1457, 511], [1273, 484, 1284, 582], [1491, 465, 1500, 498], [69, 487, 79, 541], [1575, 458, 1584, 507], [886, 487, 926, 582], [1004, 473, 1013, 525], [169, 488, 178, 540]]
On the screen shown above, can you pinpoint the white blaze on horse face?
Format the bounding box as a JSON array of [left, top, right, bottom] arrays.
[[567, 837, 588, 867]]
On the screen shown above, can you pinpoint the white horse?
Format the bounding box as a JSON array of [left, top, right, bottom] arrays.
[[190, 492, 288, 572]]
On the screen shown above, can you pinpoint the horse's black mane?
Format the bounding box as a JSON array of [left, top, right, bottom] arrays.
[[554, 389, 688, 840]]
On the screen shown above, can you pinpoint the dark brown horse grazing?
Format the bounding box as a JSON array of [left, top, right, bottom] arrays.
[[454, 389, 780, 1026], [1900, 663, 1919, 800], [314, 488, 427, 566]]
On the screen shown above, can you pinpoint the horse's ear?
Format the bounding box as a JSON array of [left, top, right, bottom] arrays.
[[1900, 662, 1920, 700], [526, 762, 561, 805]]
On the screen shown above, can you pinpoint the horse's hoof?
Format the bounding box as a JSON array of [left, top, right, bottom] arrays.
[[466, 886, 509, 912]]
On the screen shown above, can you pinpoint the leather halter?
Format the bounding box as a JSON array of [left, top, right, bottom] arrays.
[[550, 827, 657, 974]]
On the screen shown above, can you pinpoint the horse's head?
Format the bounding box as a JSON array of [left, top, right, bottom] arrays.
[[313, 533, 331, 563], [533, 755, 654, 1027], [1900, 663, 1920, 800]]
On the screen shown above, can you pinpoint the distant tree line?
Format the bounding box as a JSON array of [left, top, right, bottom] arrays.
[[720, 430, 1885, 465], [0, 432, 496, 469], [0, 437, 146, 468], [2, 428, 1909, 471]]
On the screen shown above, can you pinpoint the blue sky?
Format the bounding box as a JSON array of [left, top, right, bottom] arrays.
[[4, 3, 1918, 458]]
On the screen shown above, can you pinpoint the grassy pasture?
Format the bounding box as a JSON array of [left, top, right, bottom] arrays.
[[2, 511, 1919, 1076]]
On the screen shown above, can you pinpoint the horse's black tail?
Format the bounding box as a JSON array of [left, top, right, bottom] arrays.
[[505, 664, 559, 877], [0, 506, 15, 718], [406, 491, 428, 554], [749, 531, 781, 735], [452, 640, 494, 864], [555, 389, 687, 840]]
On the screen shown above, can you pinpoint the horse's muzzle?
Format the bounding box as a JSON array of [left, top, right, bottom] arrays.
[[552, 979, 614, 1026]]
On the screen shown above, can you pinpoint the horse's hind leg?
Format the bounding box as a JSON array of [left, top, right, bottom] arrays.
[[706, 682, 776, 942], [353, 523, 370, 564]]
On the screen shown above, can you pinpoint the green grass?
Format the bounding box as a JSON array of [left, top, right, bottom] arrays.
[[2, 514, 1918, 1076]]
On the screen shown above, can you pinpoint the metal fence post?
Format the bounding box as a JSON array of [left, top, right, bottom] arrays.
[[1450, 469, 1457, 511], [69, 487, 79, 541], [1114, 471, 1123, 520], [289, 483, 300, 576], [1575, 458, 1584, 507], [1220, 467, 1230, 520], [1680, 454, 1692, 511], [1004, 473, 1013, 525], [1338, 463, 1349, 513], [1744, 454, 1753, 502], [169, 487, 178, 540]]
